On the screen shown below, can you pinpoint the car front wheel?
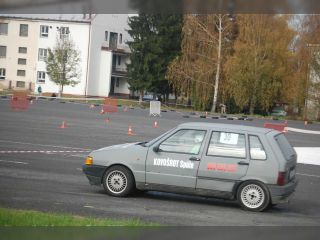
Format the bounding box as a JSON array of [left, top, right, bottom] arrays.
[[102, 165, 135, 197], [237, 181, 270, 212]]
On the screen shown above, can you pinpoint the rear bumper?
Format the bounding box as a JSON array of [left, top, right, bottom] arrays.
[[82, 164, 106, 186], [268, 179, 298, 204]]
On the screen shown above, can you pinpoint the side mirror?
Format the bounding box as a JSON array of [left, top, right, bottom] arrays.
[[153, 145, 160, 152]]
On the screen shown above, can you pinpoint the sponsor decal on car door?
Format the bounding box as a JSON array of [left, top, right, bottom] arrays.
[[146, 129, 206, 188], [196, 131, 250, 192]]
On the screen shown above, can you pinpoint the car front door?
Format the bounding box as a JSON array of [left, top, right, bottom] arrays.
[[196, 130, 250, 193], [146, 129, 206, 189]]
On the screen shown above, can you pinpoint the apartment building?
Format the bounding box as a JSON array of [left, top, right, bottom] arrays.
[[0, 14, 131, 97], [0, 19, 39, 91]]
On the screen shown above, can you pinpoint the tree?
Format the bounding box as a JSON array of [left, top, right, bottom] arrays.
[[224, 15, 294, 115], [45, 36, 81, 97], [166, 14, 235, 111], [127, 14, 182, 103]]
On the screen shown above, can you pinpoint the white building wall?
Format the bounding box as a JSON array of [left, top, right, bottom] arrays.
[[98, 50, 112, 96], [87, 14, 131, 97], [0, 19, 38, 91], [114, 78, 130, 94], [35, 21, 90, 95]]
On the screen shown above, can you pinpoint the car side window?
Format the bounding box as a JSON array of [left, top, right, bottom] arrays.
[[207, 131, 246, 158], [159, 129, 206, 155], [249, 135, 267, 160]]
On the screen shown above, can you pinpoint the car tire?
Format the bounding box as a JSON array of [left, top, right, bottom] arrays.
[[102, 165, 135, 197], [237, 181, 270, 212]]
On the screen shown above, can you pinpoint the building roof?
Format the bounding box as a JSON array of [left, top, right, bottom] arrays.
[[0, 14, 94, 23], [178, 122, 273, 134]]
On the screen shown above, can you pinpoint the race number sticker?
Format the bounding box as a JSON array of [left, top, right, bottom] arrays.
[[219, 133, 239, 145]]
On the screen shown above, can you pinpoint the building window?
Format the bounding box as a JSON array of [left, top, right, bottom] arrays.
[[18, 58, 27, 65], [0, 68, 5, 80], [38, 48, 48, 61], [0, 46, 6, 58], [116, 78, 120, 87], [19, 24, 28, 37], [16, 81, 25, 88], [105, 31, 108, 41], [18, 47, 27, 54], [119, 33, 122, 44], [0, 23, 8, 35], [37, 71, 46, 83], [118, 56, 121, 65], [59, 27, 69, 39], [40, 25, 49, 37], [17, 70, 26, 77]]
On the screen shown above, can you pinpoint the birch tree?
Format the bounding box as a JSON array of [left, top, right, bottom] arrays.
[[167, 14, 235, 111]]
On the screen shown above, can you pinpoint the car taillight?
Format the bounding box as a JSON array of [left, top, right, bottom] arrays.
[[277, 172, 286, 186]]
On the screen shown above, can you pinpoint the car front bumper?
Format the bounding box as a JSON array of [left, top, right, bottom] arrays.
[[82, 164, 107, 186], [268, 178, 298, 204]]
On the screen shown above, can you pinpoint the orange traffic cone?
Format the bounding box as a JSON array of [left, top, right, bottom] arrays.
[[153, 121, 158, 128], [100, 109, 105, 114], [205, 111, 208, 117], [123, 106, 128, 112], [59, 121, 67, 129], [89, 104, 95, 109], [128, 126, 134, 136], [104, 117, 110, 123]]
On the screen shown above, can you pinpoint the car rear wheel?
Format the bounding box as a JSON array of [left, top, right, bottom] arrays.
[[102, 165, 135, 197], [237, 181, 270, 212]]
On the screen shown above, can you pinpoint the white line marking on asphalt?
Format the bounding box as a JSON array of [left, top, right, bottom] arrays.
[[83, 205, 95, 209], [0, 159, 28, 165], [297, 173, 320, 178], [0, 139, 92, 151], [294, 147, 320, 166], [0, 150, 90, 154]]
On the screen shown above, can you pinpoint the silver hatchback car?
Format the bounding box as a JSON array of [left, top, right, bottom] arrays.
[[83, 122, 298, 212]]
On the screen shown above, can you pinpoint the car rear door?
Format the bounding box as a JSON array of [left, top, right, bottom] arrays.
[[146, 129, 207, 189], [196, 130, 250, 193]]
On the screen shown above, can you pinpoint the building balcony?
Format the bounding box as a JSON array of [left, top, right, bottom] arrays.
[[111, 66, 127, 77]]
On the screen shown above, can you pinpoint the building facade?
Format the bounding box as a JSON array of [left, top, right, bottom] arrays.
[[0, 14, 131, 97]]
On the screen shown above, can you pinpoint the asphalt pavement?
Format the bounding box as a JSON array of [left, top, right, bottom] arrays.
[[0, 99, 320, 226]]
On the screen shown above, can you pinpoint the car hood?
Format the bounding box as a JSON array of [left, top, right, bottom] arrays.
[[95, 142, 140, 152]]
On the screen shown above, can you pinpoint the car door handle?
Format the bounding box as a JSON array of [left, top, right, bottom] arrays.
[[189, 157, 200, 161], [238, 161, 249, 166]]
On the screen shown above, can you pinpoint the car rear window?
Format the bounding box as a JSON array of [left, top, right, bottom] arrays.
[[274, 134, 295, 160]]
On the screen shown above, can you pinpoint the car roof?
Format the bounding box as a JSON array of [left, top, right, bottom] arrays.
[[178, 122, 273, 134]]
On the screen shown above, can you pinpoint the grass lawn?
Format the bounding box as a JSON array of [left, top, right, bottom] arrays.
[[0, 208, 157, 226]]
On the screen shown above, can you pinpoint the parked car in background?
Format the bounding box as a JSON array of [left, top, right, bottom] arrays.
[[271, 107, 287, 117]]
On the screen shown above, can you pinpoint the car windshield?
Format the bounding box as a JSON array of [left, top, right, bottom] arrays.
[[144, 127, 177, 147]]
